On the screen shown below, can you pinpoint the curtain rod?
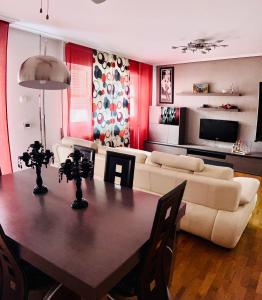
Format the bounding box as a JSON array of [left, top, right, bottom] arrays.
[[10, 23, 64, 42], [0, 15, 19, 23], [9, 21, 149, 64]]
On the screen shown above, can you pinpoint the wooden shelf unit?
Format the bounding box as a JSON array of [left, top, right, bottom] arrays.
[[176, 92, 241, 96], [197, 107, 240, 112]]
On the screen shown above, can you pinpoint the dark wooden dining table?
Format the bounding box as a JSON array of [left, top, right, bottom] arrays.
[[0, 167, 186, 299]]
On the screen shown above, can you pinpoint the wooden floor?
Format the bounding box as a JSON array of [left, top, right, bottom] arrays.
[[170, 173, 262, 300]]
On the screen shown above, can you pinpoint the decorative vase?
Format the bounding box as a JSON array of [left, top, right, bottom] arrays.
[[18, 141, 54, 195], [59, 149, 94, 209]]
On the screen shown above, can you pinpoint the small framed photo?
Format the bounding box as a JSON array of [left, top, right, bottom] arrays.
[[193, 83, 209, 94], [159, 67, 174, 104]]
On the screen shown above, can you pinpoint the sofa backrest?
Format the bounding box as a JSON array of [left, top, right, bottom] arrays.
[[61, 137, 98, 152], [97, 145, 150, 164], [133, 164, 241, 212], [150, 151, 205, 172]]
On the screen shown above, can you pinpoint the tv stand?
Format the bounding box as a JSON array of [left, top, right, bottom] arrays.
[[144, 141, 262, 176]]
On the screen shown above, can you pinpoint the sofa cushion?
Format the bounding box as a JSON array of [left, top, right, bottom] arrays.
[[161, 164, 193, 174], [233, 177, 260, 205], [115, 148, 149, 164], [150, 151, 204, 172], [62, 137, 98, 152], [145, 156, 161, 168], [194, 164, 234, 180]]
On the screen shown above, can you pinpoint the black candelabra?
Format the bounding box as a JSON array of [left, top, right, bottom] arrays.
[[18, 141, 54, 195], [59, 149, 94, 209]]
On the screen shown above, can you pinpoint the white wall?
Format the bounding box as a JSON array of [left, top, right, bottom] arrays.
[[7, 28, 63, 172], [154, 57, 262, 152], [151, 66, 157, 106]]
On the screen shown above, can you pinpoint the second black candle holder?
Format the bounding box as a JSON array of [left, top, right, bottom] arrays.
[[59, 149, 94, 209]]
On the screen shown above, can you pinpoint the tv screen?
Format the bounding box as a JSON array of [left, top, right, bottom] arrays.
[[199, 119, 239, 143]]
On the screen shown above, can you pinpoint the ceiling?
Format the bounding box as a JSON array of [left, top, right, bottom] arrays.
[[1, 0, 262, 65]]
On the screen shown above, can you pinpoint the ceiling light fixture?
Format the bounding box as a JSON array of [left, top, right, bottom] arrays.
[[91, 0, 107, 4], [172, 39, 228, 54]]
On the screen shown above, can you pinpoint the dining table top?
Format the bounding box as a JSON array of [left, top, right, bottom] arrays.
[[0, 167, 176, 299]]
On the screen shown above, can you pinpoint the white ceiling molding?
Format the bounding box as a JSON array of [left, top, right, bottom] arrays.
[[1, 0, 262, 65]]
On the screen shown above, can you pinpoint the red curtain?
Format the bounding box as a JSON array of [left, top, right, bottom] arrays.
[[65, 43, 93, 140], [129, 61, 153, 149], [0, 21, 12, 174]]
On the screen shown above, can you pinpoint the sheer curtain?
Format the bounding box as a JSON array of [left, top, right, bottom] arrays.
[[65, 43, 93, 140], [0, 21, 12, 174], [129, 60, 153, 149]]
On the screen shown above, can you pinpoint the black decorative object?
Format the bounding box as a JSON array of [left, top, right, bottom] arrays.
[[18, 141, 54, 195], [160, 107, 180, 125], [59, 149, 94, 209]]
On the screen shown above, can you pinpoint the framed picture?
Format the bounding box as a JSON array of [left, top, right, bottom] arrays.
[[159, 67, 174, 104], [160, 107, 180, 125], [193, 83, 209, 94]]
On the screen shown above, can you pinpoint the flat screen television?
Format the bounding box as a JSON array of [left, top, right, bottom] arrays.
[[199, 119, 239, 143]]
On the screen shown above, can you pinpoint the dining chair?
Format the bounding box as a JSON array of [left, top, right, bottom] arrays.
[[109, 180, 187, 300], [104, 151, 136, 188], [0, 224, 79, 300], [74, 145, 96, 179]]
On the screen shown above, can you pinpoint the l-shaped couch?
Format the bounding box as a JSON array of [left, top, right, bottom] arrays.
[[52, 137, 260, 249]]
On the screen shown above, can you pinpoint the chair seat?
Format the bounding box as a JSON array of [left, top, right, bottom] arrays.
[[111, 266, 140, 297], [21, 260, 55, 290], [6, 236, 55, 290]]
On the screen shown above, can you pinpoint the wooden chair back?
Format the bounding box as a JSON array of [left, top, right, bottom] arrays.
[[104, 151, 136, 188], [138, 181, 187, 300], [74, 145, 96, 178], [0, 225, 27, 300]]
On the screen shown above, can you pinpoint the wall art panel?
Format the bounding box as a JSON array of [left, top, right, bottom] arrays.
[[93, 50, 130, 147]]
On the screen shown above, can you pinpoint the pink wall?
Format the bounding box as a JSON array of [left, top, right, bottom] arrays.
[[154, 57, 262, 152]]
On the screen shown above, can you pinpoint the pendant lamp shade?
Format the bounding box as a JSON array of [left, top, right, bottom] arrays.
[[18, 55, 70, 90]]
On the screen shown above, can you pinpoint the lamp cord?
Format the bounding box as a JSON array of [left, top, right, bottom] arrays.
[[46, 0, 49, 20], [39, 0, 50, 20]]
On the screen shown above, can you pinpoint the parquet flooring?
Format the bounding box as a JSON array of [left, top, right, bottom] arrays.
[[170, 173, 262, 300]]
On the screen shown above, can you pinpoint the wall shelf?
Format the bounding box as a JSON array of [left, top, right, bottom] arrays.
[[197, 107, 240, 112], [176, 92, 241, 96]]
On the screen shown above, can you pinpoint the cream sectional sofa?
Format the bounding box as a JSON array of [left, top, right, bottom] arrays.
[[52, 137, 260, 249]]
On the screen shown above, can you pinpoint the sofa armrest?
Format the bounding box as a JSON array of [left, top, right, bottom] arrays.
[[233, 177, 260, 205], [52, 143, 73, 166], [211, 195, 257, 248], [52, 143, 61, 165]]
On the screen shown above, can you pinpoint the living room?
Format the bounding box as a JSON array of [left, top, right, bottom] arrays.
[[0, 1, 261, 299]]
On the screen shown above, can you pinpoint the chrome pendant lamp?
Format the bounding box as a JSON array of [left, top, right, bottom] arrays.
[[18, 55, 70, 90], [17, 2, 71, 150], [18, 36, 70, 150], [18, 1, 70, 89]]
